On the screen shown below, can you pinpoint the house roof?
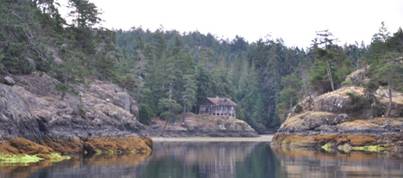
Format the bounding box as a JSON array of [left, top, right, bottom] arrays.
[[206, 97, 237, 106]]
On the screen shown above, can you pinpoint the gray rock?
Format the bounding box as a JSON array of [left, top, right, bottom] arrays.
[[343, 66, 369, 86], [87, 81, 138, 115], [290, 86, 378, 118], [312, 86, 366, 113], [315, 125, 337, 132], [278, 111, 350, 133], [0, 73, 143, 140], [3, 76, 15, 86]]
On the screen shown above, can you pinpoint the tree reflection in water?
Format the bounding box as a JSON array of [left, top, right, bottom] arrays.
[[135, 142, 276, 178], [1, 142, 402, 178]]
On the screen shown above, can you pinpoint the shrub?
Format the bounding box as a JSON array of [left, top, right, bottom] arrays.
[[347, 92, 370, 111]]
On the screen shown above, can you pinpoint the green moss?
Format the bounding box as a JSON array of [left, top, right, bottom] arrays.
[[321, 143, 333, 152], [0, 154, 43, 165], [48, 153, 70, 163], [352, 145, 385, 152], [93, 149, 117, 155]]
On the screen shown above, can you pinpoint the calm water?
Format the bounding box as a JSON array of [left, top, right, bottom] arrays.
[[0, 141, 402, 178]]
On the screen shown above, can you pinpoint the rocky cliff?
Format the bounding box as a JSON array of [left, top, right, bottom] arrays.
[[273, 69, 403, 155], [0, 72, 152, 163], [143, 113, 258, 137]]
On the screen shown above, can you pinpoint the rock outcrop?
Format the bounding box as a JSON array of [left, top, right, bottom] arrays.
[[278, 111, 349, 133], [290, 86, 372, 118], [273, 72, 403, 154], [2, 76, 15, 86], [375, 86, 403, 117], [0, 72, 152, 161], [342, 66, 369, 86], [143, 113, 258, 137]]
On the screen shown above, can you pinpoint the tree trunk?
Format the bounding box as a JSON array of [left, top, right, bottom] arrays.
[[385, 83, 393, 117], [168, 83, 173, 99], [160, 119, 169, 136], [181, 114, 185, 123], [326, 61, 335, 91], [289, 97, 293, 112]]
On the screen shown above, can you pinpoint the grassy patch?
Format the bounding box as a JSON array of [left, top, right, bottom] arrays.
[[352, 145, 385, 152], [0, 154, 43, 165]]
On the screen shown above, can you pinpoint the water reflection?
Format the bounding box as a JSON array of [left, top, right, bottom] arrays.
[[272, 146, 403, 178], [0, 142, 402, 178], [0, 153, 149, 178], [135, 142, 275, 178]]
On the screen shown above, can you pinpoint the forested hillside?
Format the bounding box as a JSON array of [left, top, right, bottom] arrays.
[[115, 29, 306, 130], [114, 29, 367, 131], [1, 0, 402, 132]]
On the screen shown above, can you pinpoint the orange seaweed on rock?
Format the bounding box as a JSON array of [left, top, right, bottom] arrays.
[[272, 133, 400, 153], [83, 136, 152, 155], [41, 137, 83, 154], [0, 137, 53, 155]]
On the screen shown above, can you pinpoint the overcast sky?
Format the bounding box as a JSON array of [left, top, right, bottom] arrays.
[[62, 0, 403, 47]]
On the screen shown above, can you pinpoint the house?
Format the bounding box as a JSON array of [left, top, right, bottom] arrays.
[[199, 97, 236, 117]]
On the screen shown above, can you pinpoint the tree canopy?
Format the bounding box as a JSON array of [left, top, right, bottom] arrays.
[[1, 1, 403, 132]]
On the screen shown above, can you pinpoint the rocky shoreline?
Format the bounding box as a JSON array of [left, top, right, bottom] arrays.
[[0, 72, 258, 165], [272, 71, 403, 155], [0, 72, 152, 164], [142, 113, 258, 137]]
